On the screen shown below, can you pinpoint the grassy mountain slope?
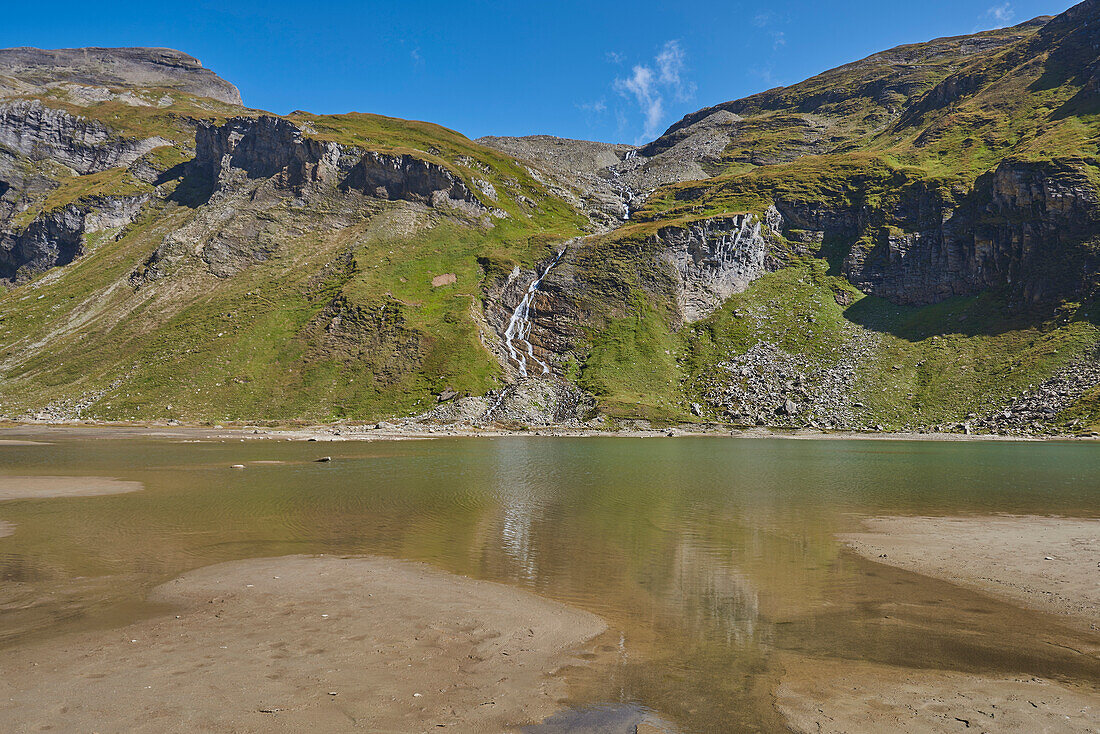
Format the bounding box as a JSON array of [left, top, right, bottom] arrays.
[[0, 88, 588, 422], [564, 3, 1100, 433]]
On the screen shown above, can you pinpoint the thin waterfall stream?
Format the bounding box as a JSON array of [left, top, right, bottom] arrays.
[[503, 246, 567, 378]]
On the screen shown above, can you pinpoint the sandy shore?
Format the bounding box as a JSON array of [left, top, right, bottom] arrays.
[[0, 520, 12, 538], [777, 656, 1099, 733], [0, 555, 607, 733], [842, 515, 1100, 629]]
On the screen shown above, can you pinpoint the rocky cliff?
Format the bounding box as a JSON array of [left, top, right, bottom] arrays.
[[842, 160, 1100, 306]]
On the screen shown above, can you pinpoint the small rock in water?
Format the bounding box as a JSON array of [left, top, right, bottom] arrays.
[[231, 464, 245, 469], [316, 456, 332, 463]]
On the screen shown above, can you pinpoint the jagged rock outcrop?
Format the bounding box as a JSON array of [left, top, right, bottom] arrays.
[[0, 47, 241, 105], [839, 159, 1100, 306], [0, 100, 170, 174], [0, 194, 147, 281], [193, 115, 478, 205], [658, 208, 783, 322], [342, 151, 477, 205], [192, 115, 346, 190], [135, 116, 483, 282]]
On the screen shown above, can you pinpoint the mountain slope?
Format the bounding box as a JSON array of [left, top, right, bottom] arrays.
[[0, 51, 590, 422], [2, 2, 1100, 435], [482, 3, 1100, 431]]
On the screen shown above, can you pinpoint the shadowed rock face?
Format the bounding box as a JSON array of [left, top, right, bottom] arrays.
[[774, 159, 1100, 307], [0, 47, 241, 105], [342, 151, 477, 204], [193, 116, 477, 205], [192, 116, 345, 189], [0, 194, 147, 281]]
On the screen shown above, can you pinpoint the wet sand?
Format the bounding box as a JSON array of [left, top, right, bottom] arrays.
[[774, 515, 1100, 733], [842, 515, 1100, 629], [777, 656, 1099, 733], [0, 475, 143, 501], [0, 520, 11, 538], [0, 555, 607, 733]]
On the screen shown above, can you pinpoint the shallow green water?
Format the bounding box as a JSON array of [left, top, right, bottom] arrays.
[[1, 434, 1098, 731]]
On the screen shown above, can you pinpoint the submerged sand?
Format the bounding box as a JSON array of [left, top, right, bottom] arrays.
[[778, 656, 1099, 733], [0, 555, 607, 732], [0, 475, 143, 501], [0, 475, 144, 541], [841, 515, 1100, 628]]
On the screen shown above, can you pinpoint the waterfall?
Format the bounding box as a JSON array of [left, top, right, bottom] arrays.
[[609, 149, 640, 220], [503, 247, 566, 378]]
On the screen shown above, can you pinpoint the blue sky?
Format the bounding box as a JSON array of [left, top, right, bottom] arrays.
[[2, 0, 1078, 143]]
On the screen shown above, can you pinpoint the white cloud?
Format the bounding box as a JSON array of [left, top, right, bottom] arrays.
[[656, 40, 696, 102], [615, 64, 664, 141], [613, 40, 696, 143], [984, 2, 1015, 28], [605, 51, 625, 65]]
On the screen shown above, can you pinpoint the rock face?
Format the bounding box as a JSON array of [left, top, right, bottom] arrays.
[[191, 115, 345, 190], [772, 159, 1100, 307], [193, 115, 477, 205], [0, 195, 147, 281], [0, 100, 169, 175], [342, 151, 477, 204], [0, 97, 166, 282], [658, 208, 782, 322], [484, 251, 582, 378], [0, 47, 241, 105]]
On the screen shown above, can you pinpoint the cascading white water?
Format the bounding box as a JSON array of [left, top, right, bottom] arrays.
[[503, 247, 566, 378], [609, 149, 639, 220]]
